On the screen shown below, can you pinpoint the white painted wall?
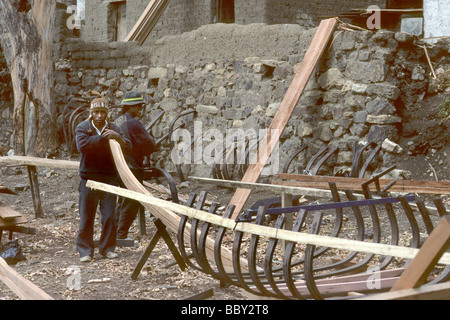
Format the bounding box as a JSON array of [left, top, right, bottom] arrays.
[[423, 0, 450, 42]]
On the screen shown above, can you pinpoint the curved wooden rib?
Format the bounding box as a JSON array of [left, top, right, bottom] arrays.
[[108, 139, 244, 271]]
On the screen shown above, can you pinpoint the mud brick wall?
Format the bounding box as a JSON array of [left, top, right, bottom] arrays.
[[81, 0, 388, 45], [54, 24, 430, 179]]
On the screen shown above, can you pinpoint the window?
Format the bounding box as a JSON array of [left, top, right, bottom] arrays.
[[111, 1, 127, 41], [217, 0, 234, 23]]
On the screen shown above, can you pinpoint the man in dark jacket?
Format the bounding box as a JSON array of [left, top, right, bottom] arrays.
[[115, 91, 157, 239], [75, 96, 131, 262]]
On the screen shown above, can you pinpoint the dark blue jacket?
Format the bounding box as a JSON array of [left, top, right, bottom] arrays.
[[75, 120, 131, 182], [114, 113, 157, 170]]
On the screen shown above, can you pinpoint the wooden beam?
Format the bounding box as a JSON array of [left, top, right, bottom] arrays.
[[275, 173, 450, 195], [189, 176, 341, 198], [390, 215, 450, 291], [228, 18, 338, 218], [0, 155, 79, 170], [272, 180, 450, 195], [85, 179, 450, 266], [355, 281, 450, 300], [124, 0, 170, 44], [0, 257, 53, 300]]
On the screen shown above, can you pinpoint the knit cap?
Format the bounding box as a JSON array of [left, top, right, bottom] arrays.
[[90, 97, 109, 114]]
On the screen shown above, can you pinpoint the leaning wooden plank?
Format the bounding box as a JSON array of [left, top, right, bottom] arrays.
[[0, 156, 79, 170], [86, 179, 450, 266], [0, 257, 53, 300], [124, 0, 170, 44], [390, 215, 450, 291], [228, 18, 338, 218], [355, 281, 450, 300], [107, 140, 244, 271]]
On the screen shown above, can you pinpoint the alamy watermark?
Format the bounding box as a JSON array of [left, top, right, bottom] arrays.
[[66, 265, 81, 291], [170, 122, 280, 176], [66, 5, 83, 30], [366, 5, 381, 30], [366, 266, 382, 290]]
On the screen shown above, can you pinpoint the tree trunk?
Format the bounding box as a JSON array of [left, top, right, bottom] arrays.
[[0, 0, 58, 157]]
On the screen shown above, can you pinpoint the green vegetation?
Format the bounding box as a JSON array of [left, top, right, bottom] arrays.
[[438, 98, 450, 124]]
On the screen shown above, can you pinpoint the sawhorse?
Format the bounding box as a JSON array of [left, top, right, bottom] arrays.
[[131, 218, 186, 280]]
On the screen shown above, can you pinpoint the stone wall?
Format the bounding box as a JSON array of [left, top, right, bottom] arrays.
[[55, 23, 428, 179]]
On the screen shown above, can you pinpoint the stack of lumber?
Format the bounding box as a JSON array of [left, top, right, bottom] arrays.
[[0, 184, 26, 228], [124, 0, 170, 44], [0, 202, 27, 228]]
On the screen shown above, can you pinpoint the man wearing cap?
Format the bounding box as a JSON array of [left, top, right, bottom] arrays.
[[75, 97, 131, 262], [115, 91, 157, 240]]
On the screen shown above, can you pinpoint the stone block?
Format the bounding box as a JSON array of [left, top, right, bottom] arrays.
[[262, 103, 278, 118], [354, 111, 368, 123], [197, 105, 219, 115], [148, 67, 168, 79], [366, 114, 401, 124], [382, 138, 404, 154], [345, 60, 387, 83], [366, 83, 400, 100], [318, 68, 346, 90], [366, 97, 396, 115], [367, 125, 398, 143]]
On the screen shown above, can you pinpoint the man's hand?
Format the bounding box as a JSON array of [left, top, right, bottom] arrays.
[[102, 129, 121, 141]]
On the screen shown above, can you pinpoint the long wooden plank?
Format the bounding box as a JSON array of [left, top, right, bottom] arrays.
[[390, 215, 450, 291], [276, 173, 450, 189], [272, 180, 450, 195], [355, 281, 450, 300], [85, 179, 450, 266], [0, 257, 53, 300], [228, 18, 338, 218], [190, 176, 340, 198], [0, 156, 79, 170], [251, 268, 404, 296]]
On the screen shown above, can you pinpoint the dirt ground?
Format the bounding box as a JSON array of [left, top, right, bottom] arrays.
[[0, 167, 252, 300], [0, 93, 449, 302]]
